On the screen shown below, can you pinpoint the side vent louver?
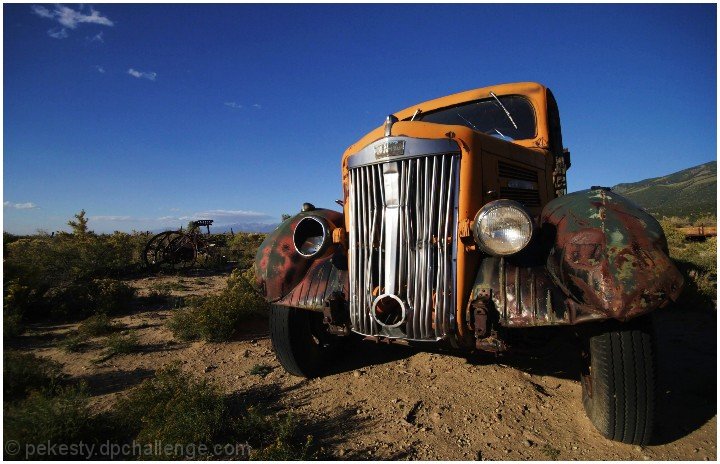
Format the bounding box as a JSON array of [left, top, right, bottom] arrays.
[[498, 161, 541, 207]]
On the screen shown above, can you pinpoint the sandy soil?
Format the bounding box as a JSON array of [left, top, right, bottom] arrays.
[[13, 270, 717, 460]]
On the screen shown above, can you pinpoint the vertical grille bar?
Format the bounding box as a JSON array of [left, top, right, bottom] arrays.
[[348, 153, 458, 340]]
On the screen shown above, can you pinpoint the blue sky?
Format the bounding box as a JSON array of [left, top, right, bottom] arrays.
[[3, 3, 716, 234]]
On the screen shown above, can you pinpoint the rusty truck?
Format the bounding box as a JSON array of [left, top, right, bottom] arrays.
[[254, 82, 684, 445]]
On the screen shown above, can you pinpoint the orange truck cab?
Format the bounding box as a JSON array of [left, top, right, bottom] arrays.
[[254, 82, 683, 446]]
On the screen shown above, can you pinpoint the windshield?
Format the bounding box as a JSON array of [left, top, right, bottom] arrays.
[[414, 95, 536, 141]]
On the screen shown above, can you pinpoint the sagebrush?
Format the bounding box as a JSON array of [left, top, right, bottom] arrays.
[[168, 268, 268, 342]]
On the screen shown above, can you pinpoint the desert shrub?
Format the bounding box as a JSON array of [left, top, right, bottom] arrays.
[[104, 332, 139, 355], [113, 365, 312, 459], [227, 233, 266, 270], [59, 332, 89, 353], [660, 218, 717, 311], [13, 278, 134, 322], [241, 409, 313, 460], [114, 365, 225, 456], [4, 351, 62, 401], [94, 279, 135, 314], [249, 364, 273, 378], [3, 385, 94, 460], [3, 220, 145, 323], [44, 280, 100, 320], [94, 333, 140, 363], [168, 269, 268, 342], [78, 314, 114, 336], [4, 311, 24, 338], [3, 279, 37, 321]]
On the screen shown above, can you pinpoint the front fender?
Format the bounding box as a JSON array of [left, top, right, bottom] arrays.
[[542, 188, 683, 320], [468, 188, 684, 327], [254, 208, 348, 308]]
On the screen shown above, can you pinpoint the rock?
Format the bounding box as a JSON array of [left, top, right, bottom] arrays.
[[431, 412, 443, 423], [523, 440, 532, 447], [634, 446, 643, 452], [353, 371, 361, 378], [572, 446, 578, 451], [337, 449, 345, 457]]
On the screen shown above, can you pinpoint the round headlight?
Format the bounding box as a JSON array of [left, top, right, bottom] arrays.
[[472, 200, 534, 256], [293, 216, 330, 258]]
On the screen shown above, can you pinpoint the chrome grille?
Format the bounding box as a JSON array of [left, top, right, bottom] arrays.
[[348, 153, 459, 340]]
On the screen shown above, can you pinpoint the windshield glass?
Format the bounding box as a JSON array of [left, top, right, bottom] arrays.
[[414, 95, 536, 140]]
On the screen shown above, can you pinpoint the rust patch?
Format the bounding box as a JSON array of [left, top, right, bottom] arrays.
[[254, 209, 344, 303]]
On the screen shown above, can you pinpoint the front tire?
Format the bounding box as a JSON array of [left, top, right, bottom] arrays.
[[581, 317, 656, 445], [269, 305, 335, 378]]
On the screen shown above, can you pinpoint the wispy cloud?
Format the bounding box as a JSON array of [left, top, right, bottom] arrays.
[[89, 209, 273, 228], [32, 4, 113, 39], [224, 102, 243, 109], [4, 201, 38, 210], [89, 215, 133, 221], [32, 5, 114, 29], [47, 28, 68, 39], [94, 65, 106, 74], [88, 31, 104, 43], [184, 209, 271, 223], [252, 104, 262, 109], [128, 68, 157, 81]]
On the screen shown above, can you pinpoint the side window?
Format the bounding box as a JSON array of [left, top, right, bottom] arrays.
[[546, 90, 563, 156]]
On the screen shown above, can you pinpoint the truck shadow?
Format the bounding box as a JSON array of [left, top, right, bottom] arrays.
[[323, 336, 417, 375], [651, 306, 717, 445], [320, 307, 716, 445]]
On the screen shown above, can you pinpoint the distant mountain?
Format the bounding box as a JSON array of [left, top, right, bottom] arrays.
[[151, 222, 279, 235], [212, 222, 279, 234], [612, 161, 716, 219]]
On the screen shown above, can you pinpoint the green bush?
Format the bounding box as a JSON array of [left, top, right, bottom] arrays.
[[241, 409, 313, 460], [59, 332, 89, 353], [3, 223, 144, 323], [249, 364, 273, 378], [104, 332, 139, 355], [4, 311, 24, 338], [113, 364, 312, 459], [3, 352, 62, 401], [78, 314, 114, 337], [95, 333, 140, 363], [661, 218, 717, 311], [3, 385, 94, 460], [227, 233, 266, 270], [114, 365, 224, 457], [95, 279, 135, 314], [168, 269, 268, 342]]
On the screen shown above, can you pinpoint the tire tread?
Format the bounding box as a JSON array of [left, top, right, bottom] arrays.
[[582, 319, 655, 445]]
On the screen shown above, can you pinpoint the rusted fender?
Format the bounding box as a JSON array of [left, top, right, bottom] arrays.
[[541, 188, 683, 321], [254, 208, 348, 308]]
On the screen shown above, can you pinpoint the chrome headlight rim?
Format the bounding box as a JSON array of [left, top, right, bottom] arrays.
[[472, 199, 534, 256], [293, 215, 331, 258]]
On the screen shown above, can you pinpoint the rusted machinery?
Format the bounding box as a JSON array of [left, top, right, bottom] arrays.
[[143, 219, 219, 271], [679, 224, 717, 242]]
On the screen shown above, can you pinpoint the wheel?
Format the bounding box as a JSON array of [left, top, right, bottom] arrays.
[[581, 317, 656, 445], [143, 231, 179, 271], [166, 234, 197, 269], [269, 305, 337, 378]]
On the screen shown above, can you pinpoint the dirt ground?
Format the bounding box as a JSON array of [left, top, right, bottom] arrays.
[[13, 270, 717, 460]]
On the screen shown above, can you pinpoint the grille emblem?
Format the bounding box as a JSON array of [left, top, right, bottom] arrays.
[[374, 140, 405, 159]]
